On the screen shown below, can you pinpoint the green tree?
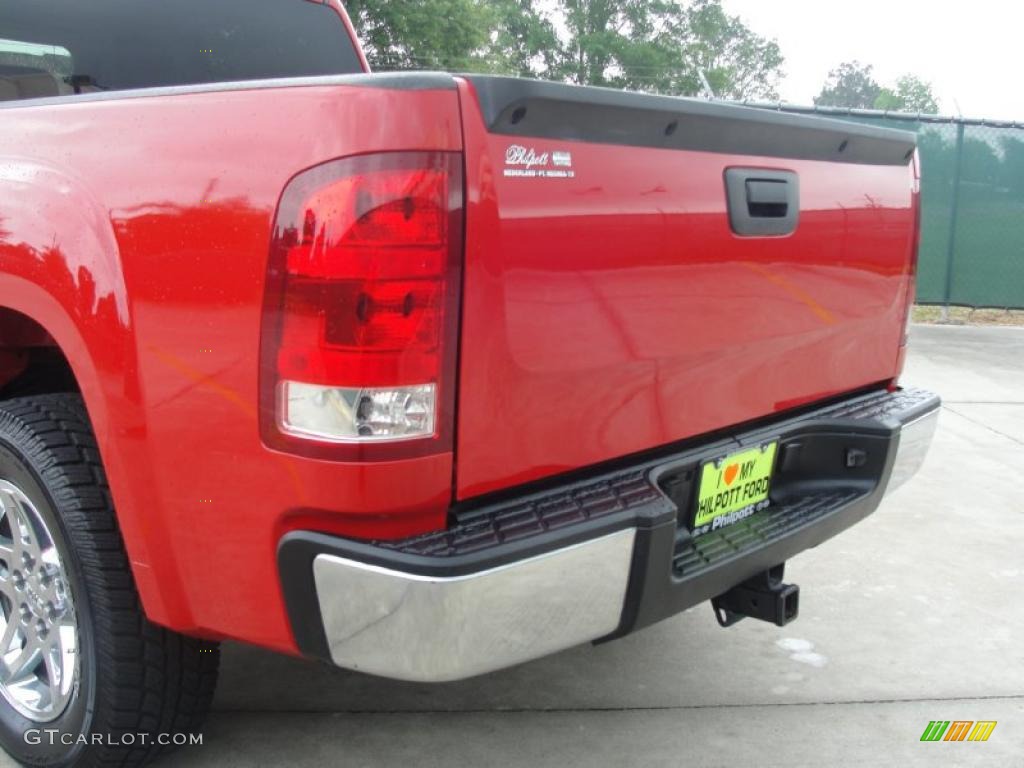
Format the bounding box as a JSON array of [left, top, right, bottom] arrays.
[[553, 0, 624, 87], [545, 0, 783, 98], [343, 0, 494, 70], [678, 0, 783, 100], [814, 61, 881, 109], [347, 0, 784, 100], [874, 75, 940, 114], [487, 0, 560, 77]]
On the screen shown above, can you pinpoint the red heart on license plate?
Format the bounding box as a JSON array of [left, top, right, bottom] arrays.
[[724, 463, 739, 485]]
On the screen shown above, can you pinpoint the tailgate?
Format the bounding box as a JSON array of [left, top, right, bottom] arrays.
[[453, 76, 918, 500]]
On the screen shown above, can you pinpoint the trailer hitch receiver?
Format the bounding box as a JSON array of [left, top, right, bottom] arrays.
[[712, 564, 799, 628]]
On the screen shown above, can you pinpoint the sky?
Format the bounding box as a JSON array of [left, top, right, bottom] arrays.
[[721, 0, 1024, 121]]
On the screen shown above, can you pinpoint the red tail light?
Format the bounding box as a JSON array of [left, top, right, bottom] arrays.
[[260, 152, 463, 460]]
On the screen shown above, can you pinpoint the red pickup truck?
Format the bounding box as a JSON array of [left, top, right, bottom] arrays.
[[0, 1, 938, 765]]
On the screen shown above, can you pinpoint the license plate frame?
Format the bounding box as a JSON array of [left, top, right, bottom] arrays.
[[692, 441, 778, 535]]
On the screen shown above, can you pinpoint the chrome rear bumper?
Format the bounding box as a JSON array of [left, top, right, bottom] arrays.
[[313, 530, 634, 681], [885, 407, 940, 495], [282, 387, 939, 682]]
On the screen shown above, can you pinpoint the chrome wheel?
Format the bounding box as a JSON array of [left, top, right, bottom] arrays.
[[0, 479, 78, 722]]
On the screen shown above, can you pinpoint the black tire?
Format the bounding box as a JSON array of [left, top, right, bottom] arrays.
[[0, 395, 219, 767]]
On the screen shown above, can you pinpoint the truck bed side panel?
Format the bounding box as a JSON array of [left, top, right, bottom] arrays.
[[0, 79, 462, 649]]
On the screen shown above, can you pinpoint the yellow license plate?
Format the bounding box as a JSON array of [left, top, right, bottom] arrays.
[[694, 442, 778, 533]]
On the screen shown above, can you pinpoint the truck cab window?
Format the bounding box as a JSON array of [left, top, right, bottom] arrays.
[[0, 38, 75, 100], [0, 0, 363, 102]]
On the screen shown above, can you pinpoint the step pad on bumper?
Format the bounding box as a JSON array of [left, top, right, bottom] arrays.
[[816, 386, 937, 422], [378, 471, 668, 560]]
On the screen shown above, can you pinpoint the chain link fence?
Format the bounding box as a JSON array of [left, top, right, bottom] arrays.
[[750, 104, 1024, 310]]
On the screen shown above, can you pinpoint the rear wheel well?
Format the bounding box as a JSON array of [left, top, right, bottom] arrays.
[[0, 308, 80, 399]]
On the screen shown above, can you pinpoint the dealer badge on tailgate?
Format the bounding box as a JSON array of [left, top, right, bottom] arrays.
[[693, 442, 778, 536]]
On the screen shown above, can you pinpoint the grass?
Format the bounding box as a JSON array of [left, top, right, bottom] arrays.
[[912, 305, 1024, 326]]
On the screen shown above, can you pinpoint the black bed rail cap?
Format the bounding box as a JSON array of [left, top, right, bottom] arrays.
[[460, 74, 916, 166]]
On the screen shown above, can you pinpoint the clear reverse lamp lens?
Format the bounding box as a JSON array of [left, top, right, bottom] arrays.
[[279, 381, 436, 442]]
